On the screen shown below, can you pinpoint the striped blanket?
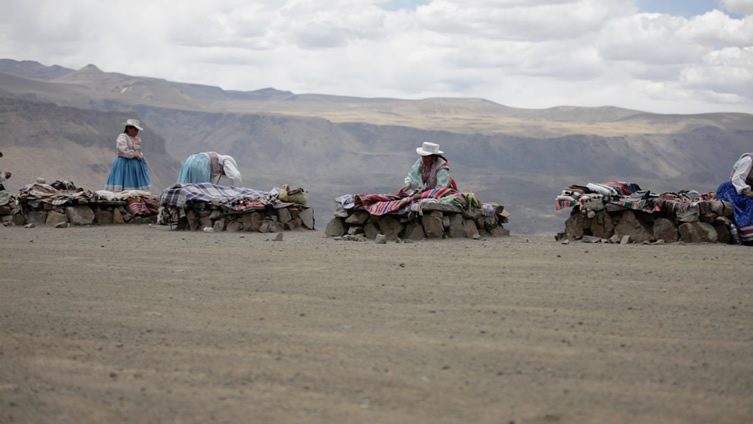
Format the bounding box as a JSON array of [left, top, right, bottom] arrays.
[[159, 183, 273, 210], [356, 187, 467, 216]]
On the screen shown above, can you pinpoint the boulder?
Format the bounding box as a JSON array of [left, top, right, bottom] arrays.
[[347, 225, 364, 235], [564, 212, 585, 240], [403, 222, 425, 241], [345, 211, 370, 225], [652, 218, 678, 243], [46, 210, 68, 227], [363, 222, 379, 240], [299, 208, 315, 229], [589, 210, 614, 239], [463, 219, 480, 239], [714, 223, 731, 244], [614, 210, 653, 244], [285, 217, 302, 230], [325, 217, 347, 237], [95, 209, 113, 225], [212, 219, 226, 232], [260, 220, 284, 233], [376, 215, 402, 241], [26, 210, 48, 225], [12, 213, 25, 226], [110, 207, 124, 225], [447, 213, 464, 238], [422, 211, 444, 239], [678, 222, 718, 243], [277, 208, 292, 224], [226, 221, 243, 232], [241, 213, 263, 232], [65, 206, 95, 225]]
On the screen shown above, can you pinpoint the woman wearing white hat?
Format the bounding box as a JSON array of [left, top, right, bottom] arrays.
[[105, 119, 151, 191], [399, 141, 457, 195], [177, 152, 242, 186]]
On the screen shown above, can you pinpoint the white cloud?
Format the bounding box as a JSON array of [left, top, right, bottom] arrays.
[[0, 0, 751, 113]]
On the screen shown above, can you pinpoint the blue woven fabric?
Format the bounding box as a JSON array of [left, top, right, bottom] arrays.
[[717, 180, 753, 241], [177, 153, 211, 184], [105, 157, 150, 191]]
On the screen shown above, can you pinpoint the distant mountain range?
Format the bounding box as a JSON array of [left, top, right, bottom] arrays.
[[1, 58, 751, 233]]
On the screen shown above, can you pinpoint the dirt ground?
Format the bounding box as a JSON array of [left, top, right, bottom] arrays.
[[0, 225, 751, 424]]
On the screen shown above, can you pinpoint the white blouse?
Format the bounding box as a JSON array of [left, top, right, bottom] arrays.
[[731, 154, 752, 194]]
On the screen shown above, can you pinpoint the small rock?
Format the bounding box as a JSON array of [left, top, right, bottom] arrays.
[[561, 239, 570, 245], [272, 232, 283, 241], [203, 227, 214, 233], [24, 223, 35, 229], [620, 235, 630, 245], [375, 234, 387, 244], [55, 222, 67, 228]]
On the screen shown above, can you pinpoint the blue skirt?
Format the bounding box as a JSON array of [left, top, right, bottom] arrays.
[[177, 153, 211, 184], [105, 157, 151, 191], [716, 180, 753, 242]]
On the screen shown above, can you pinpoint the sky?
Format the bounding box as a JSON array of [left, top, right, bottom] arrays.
[[1, 0, 752, 114]]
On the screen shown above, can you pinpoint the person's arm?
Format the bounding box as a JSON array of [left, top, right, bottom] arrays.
[[222, 157, 242, 186], [116, 134, 136, 159], [403, 159, 422, 191], [731, 156, 752, 194]]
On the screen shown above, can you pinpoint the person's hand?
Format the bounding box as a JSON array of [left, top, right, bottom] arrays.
[[398, 196, 414, 207], [398, 183, 411, 194], [746, 191, 753, 198], [4, 171, 11, 179]]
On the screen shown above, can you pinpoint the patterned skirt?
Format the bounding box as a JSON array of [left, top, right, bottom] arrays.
[[716, 180, 753, 242], [105, 157, 151, 191], [177, 153, 211, 184]]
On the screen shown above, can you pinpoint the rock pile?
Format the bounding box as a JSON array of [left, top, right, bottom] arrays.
[[157, 183, 314, 232], [557, 196, 734, 244], [166, 203, 315, 232], [326, 202, 509, 241], [6, 181, 158, 227]]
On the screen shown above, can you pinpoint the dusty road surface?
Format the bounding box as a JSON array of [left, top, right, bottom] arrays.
[[0, 225, 751, 423]]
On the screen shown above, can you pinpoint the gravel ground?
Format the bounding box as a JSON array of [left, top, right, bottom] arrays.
[[1, 225, 751, 423]]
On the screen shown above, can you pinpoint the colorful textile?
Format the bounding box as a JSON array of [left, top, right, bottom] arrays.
[[127, 198, 150, 216], [356, 187, 467, 216], [105, 157, 151, 191], [159, 183, 273, 210], [716, 180, 753, 242]]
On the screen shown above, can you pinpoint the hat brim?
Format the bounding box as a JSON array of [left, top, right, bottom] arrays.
[[416, 147, 443, 156], [123, 122, 144, 131]]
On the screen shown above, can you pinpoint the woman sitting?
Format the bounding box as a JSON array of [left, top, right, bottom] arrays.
[[716, 152, 753, 243], [398, 142, 457, 206], [177, 152, 241, 186]]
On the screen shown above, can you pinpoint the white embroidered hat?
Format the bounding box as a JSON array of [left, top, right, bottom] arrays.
[[416, 141, 443, 156], [123, 119, 144, 131]]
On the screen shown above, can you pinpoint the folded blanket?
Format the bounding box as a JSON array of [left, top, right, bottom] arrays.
[[160, 183, 277, 211]]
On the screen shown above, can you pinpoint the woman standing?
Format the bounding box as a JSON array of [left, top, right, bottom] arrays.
[[105, 119, 151, 191], [716, 152, 753, 243]]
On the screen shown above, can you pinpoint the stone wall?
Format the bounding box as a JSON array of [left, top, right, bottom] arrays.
[[7, 200, 156, 227], [167, 204, 315, 233], [325, 203, 509, 241], [557, 200, 734, 244]]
